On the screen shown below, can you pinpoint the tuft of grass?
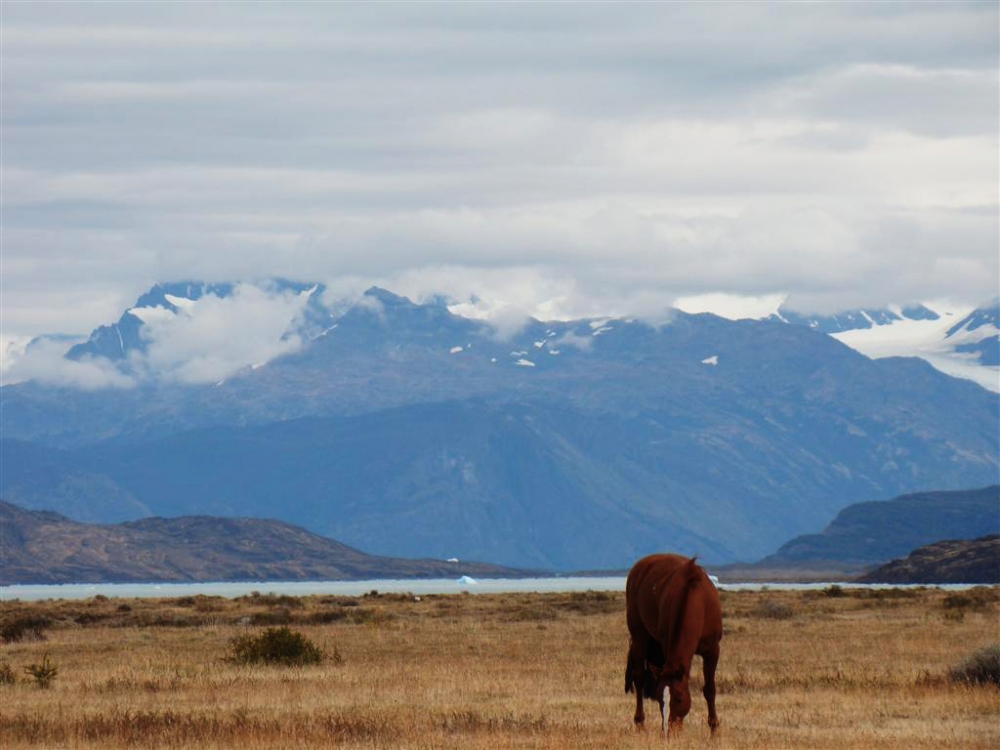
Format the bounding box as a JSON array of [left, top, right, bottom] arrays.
[[23, 654, 58, 689], [0, 661, 15, 686], [949, 644, 1000, 687], [225, 626, 324, 666]]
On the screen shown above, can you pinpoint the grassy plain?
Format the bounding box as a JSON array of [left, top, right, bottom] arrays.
[[1, 587, 997, 749]]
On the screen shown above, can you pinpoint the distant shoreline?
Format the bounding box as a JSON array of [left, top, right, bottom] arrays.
[[1, 576, 987, 603]]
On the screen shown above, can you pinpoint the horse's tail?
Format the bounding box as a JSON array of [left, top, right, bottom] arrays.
[[625, 640, 635, 694], [667, 556, 703, 656]]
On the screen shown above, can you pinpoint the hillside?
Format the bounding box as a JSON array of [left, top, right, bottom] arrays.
[[857, 535, 1000, 584], [756, 486, 1000, 569], [0, 500, 530, 585]]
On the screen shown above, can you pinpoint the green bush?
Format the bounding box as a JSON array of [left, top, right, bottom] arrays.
[[949, 644, 1000, 687], [226, 626, 324, 666]]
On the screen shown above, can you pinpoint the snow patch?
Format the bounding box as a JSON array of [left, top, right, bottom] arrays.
[[127, 305, 176, 324], [164, 294, 196, 313], [832, 301, 999, 392]]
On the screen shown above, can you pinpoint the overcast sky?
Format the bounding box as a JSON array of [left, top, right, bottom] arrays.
[[3, 1, 998, 346]]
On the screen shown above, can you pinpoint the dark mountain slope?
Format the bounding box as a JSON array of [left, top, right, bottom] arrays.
[[857, 535, 1000, 584], [3, 402, 997, 569], [0, 500, 528, 585], [758, 486, 1000, 568]]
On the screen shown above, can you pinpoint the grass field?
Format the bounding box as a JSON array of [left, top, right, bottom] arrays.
[[1, 586, 997, 749]]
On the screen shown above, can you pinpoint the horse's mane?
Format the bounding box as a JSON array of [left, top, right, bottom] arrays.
[[664, 557, 702, 664]]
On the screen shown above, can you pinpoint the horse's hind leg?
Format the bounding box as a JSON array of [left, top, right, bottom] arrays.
[[702, 641, 721, 733], [628, 639, 648, 727]]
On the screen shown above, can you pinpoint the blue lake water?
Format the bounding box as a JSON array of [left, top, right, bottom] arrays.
[[0, 577, 978, 602]]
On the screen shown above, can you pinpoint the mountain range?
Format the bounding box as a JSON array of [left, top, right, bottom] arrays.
[[2, 283, 997, 570]]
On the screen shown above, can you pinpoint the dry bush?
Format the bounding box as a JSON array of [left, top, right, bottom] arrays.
[[943, 587, 999, 612], [0, 615, 51, 644], [225, 626, 324, 666], [949, 644, 1000, 687], [753, 599, 794, 620]]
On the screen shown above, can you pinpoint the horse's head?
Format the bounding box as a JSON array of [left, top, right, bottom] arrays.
[[650, 664, 692, 729]]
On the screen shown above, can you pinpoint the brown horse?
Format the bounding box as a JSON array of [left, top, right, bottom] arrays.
[[625, 553, 722, 735]]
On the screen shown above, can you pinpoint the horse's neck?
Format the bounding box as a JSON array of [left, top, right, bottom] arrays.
[[659, 575, 704, 666]]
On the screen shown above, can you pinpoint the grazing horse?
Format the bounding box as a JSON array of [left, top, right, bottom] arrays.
[[625, 553, 722, 735]]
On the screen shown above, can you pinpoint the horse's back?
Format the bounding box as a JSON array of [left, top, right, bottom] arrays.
[[626, 553, 722, 647], [626, 554, 690, 636]]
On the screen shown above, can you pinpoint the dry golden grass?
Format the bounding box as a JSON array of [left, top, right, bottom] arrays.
[[1, 587, 997, 749]]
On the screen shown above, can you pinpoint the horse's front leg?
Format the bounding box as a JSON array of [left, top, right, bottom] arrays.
[[702, 642, 721, 734], [629, 641, 647, 727]]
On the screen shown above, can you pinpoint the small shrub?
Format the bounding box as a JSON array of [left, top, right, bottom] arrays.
[[823, 585, 846, 598], [347, 608, 394, 626], [250, 592, 304, 609], [949, 644, 1000, 687], [226, 626, 324, 666], [0, 662, 15, 685], [24, 654, 58, 689], [1, 615, 51, 643], [943, 608, 965, 623], [305, 609, 348, 625], [753, 600, 794, 620], [562, 590, 619, 615], [74, 611, 111, 625], [942, 588, 999, 613], [250, 608, 292, 626]]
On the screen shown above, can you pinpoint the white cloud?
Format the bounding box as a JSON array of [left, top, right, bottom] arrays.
[[2, 2, 997, 341], [675, 293, 787, 320], [5, 338, 136, 390], [134, 284, 313, 384]]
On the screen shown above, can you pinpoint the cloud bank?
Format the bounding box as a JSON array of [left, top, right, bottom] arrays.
[[3, 2, 997, 342], [5, 284, 315, 388]]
